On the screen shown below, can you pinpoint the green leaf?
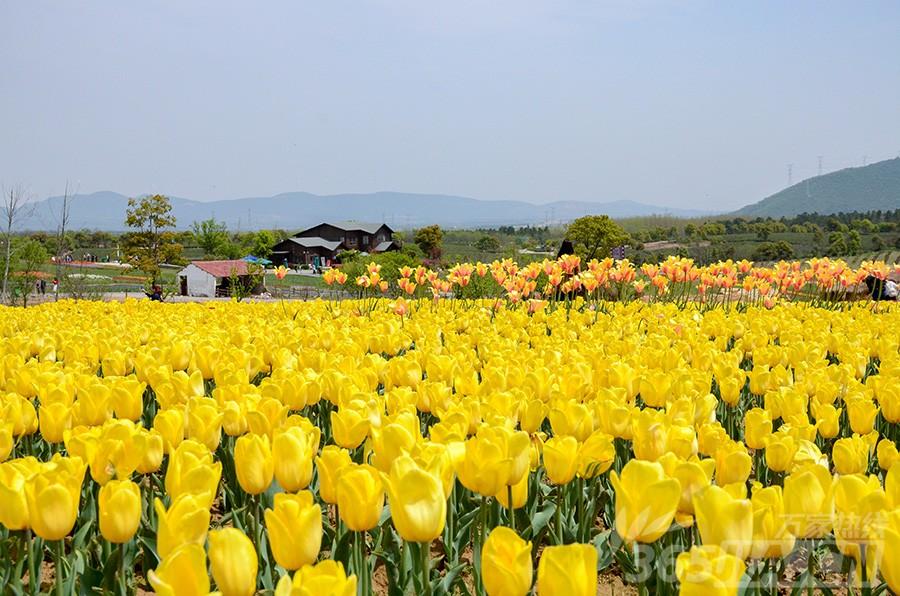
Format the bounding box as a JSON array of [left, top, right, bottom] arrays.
[[529, 502, 556, 538]]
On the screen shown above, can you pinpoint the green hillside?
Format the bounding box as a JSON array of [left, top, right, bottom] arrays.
[[736, 157, 900, 217]]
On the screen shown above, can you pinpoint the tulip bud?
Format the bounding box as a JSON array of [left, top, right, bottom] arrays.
[[272, 426, 315, 492], [235, 433, 274, 495], [482, 527, 532, 596], [264, 491, 323, 570], [536, 543, 597, 596], [336, 463, 383, 532], [209, 528, 258, 596], [155, 495, 210, 558], [382, 456, 446, 542], [99, 479, 141, 543], [315, 446, 352, 505], [148, 544, 211, 596]]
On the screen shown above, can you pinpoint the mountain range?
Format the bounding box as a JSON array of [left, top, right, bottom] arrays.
[[17, 157, 900, 231], [735, 157, 900, 218], [19, 192, 713, 232]]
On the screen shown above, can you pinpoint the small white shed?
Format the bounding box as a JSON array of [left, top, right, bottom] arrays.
[[176, 260, 254, 297]]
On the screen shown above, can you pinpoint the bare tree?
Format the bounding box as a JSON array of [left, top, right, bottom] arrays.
[[1, 185, 34, 300], [53, 181, 76, 300]]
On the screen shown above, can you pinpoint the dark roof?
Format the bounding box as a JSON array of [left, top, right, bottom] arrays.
[[372, 240, 397, 252], [285, 237, 344, 251], [322, 221, 387, 235]]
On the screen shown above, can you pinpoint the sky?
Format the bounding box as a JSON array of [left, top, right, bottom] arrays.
[[2, 0, 899, 211]]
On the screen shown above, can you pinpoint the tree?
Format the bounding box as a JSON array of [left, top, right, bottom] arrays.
[[474, 235, 500, 252], [828, 231, 847, 256], [251, 230, 276, 259], [414, 225, 444, 259], [846, 230, 862, 254], [1, 185, 34, 299], [872, 235, 886, 251], [9, 239, 48, 306], [751, 240, 794, 262], [122, 195, 183, 283], [192, 218, 229, 258], [565, 215, 628, 260]]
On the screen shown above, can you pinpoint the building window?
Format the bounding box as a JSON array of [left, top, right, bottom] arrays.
[[363, 235, 369, 245]]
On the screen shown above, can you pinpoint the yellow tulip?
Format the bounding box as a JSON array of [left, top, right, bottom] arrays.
[[692, 485, 752, 559], [749, 485, 795, 559], [456, 434, 512, 497], [0, 464, 29, 530], [714, 441, 752, 486], [813, 403, 841, 440], [496, 473, 528, 510], [382, 455, 446, 542], [25, 457, 85, 541], [832, 435, 869, 475], [764, 434, 797, 473], [316, 446, 352, 505], [187, 401, 224, 451], [783, 464, 834, 539], [370, 422, 417, 473], [847, 398, 878, 435], [675, 545, 746, 596], [664, 455, 715, 527], [39, 402, 72, 444], [165, 440, 222, 509], [235, 433, 274, 495], [832, 474, 886, 568], [209, 528, 258, 596], [154, 408, 185, 454], [273, 426, 316, 492], [576, 430, 614, 479], [0, 423, 12, 462], [536, 543, 597, 596], [265, 491, 323, 570], [610, 460, 680, 543], [274, 560, 357, 596], [331, 406, 370, 449], [336, 463, 384, 532], [877, 439, 900, 472], [482, 526, 532, 596], [99, 479, 141, 543], [111, 377, 146, 421], [543, 436, 579, 485], [743, 408, 772, 450], [148, 543, 211, 596], [640, 371, 673, 408], [520, 399, 547, 435], [155, 495, 211, 559], [548, 401, 593, 442], [135, 429, 165, 474]]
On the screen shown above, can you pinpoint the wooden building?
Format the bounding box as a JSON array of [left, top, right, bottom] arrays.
[[271, 221, 397, 266]]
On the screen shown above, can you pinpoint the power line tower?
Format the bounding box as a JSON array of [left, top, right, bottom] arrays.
[[787, 164, 793, 186], [817, 156, 823, 176], [863, 155, 868, 166]]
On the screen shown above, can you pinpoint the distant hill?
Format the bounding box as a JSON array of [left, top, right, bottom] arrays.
[[20, 191, 713, 232], [735, 158, 900, 217]]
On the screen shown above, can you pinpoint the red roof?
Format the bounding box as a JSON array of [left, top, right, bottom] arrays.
[[191, 260, 251, 278]]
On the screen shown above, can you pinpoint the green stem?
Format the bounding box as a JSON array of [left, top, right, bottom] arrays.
[[54, 540, 64, 596], [119, 542, 128, 595], [555, 485, 563, 545], [25, 529, 38, 596], [419, 542, 432, 596]]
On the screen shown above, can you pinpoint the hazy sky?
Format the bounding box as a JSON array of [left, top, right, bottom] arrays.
[[2, 1, 899, 211]]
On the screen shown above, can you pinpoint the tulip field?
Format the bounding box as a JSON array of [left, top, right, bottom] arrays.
[[2, 256, 900, 595]]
